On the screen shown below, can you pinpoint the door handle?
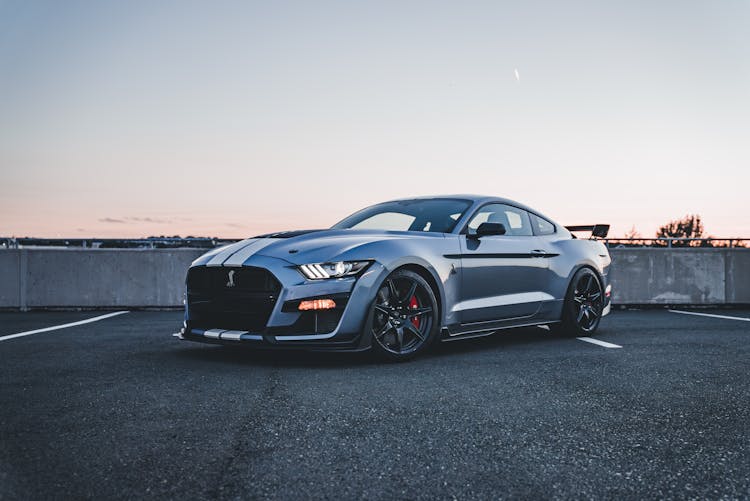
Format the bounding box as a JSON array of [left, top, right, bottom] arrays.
[[530, 249, 547, 257]]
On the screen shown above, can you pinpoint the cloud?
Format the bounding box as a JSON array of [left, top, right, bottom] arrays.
[[125, 216, 172, 224], [225, 222, 247, 228], [98, 216, 175, 225]]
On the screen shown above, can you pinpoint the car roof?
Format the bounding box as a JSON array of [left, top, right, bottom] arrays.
[[386, 194, 535, 213], [384, 194, 564, 232]]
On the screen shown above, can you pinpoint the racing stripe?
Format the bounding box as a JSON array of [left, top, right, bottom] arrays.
[[451, 291, 555, 312], [205, 239, 258, 267], [203, 329, 225, 338], [222, 238, 280, 266], [219, 330, 245, 340]]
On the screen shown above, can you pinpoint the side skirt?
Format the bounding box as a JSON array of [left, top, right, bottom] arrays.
[[440, 320, 561, 342]]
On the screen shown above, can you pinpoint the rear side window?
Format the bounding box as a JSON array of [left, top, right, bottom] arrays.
[[530, 213, 556, 235]]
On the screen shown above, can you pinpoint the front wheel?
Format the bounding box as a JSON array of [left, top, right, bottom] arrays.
[[555, 267, 604, 337], [366, 269, 440, 362]]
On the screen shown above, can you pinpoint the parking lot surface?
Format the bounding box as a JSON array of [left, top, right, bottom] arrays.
[[1, 309, 749, 499]]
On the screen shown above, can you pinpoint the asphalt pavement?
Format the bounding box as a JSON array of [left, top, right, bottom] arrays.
[[1, 309, 749, 500]]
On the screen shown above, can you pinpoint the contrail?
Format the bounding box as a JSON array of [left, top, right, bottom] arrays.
[[514, 68, 520, 82]]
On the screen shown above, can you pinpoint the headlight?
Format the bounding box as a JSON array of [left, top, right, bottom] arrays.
[[298, 261, 371, 280]]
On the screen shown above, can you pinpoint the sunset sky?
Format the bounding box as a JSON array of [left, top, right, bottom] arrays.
[[1, 0, 748, 239]]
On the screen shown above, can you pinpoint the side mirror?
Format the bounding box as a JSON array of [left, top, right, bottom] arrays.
[[471, 222, 506, 239]]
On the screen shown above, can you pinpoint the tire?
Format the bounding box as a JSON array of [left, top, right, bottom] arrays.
[[366, 269, 440, 362], [554, 267, 604, 337]]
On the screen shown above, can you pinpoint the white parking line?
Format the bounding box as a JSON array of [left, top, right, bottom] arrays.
[[668, 309, 750, 322], [576, 337, 622, 349], [0, 311, 129, 342]]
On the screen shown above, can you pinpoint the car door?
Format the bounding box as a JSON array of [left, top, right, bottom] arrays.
[[457, 203, 551, 323]]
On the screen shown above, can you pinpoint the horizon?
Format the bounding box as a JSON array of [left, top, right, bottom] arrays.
[[1, 1, 748, 239], [0, 200, 741, 240]]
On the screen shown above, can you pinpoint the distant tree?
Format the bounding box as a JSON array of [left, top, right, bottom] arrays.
[[624, 225, 641, 239], [623, 225, 644, 246], [656, 215, 709, 247]]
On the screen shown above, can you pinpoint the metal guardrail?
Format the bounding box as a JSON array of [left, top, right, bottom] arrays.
[[603, 238, 750, 248], [2, 236, 749, 249], [0, 237, 241, 249]]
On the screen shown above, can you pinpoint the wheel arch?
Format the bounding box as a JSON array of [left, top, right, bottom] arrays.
[[393, 263, 444, 328], [566, 262, 605, 292], [555, 263, 605, 319], [556, 263, 606, 334]]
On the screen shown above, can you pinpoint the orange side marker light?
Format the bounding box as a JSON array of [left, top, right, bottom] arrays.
[[298, 299, 337, 311]]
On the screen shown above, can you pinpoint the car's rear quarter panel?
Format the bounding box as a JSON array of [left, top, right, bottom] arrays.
[[551, 237, 612, 296]]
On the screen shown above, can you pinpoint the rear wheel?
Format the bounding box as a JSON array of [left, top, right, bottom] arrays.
[[555, 267, 604, 336], [367, 269, 439, 362]]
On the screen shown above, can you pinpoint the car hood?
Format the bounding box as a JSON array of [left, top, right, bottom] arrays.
[[261, 229, 447, 264], [194, 229, 444, 267]]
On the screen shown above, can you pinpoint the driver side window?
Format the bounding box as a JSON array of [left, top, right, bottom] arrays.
[[467, 204, 533, 236]]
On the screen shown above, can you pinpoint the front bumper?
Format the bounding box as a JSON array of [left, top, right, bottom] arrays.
[[178, 327, 371, 352], [180, 255, 386, 351]]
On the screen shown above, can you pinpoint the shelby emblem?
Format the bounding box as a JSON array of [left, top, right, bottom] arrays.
[[226, 270, 236, 288]]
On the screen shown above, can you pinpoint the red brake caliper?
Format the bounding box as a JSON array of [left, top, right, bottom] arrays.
[[409, 295, 420, 328]]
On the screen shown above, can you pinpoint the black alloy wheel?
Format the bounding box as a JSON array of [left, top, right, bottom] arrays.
[[368, 269, 439, 361], [556, 267, 604, 336]]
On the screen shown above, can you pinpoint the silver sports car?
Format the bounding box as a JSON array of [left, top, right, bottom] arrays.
[[179, 195, 612, 360]]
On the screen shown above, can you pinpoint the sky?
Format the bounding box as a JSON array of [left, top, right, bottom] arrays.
[[1, 0, 748, 238]]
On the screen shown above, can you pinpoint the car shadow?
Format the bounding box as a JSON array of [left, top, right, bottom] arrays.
[[172, 343, 374, 368], [169, 326, 565, 368], [429, 326, 563, 358]]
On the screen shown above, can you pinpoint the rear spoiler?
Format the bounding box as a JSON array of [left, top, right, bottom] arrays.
[[565, 224, 610, 239]]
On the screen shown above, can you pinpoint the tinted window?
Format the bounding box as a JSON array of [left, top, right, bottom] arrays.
[[333, 198, 472, 233], [530, 213, 556, 235], [467, 204, 533, 236]]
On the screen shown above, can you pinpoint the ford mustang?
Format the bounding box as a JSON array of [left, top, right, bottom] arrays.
[[178, 195, 612, 361]]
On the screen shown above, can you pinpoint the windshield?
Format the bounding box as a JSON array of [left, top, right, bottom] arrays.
[[332, 198, 472, 233]]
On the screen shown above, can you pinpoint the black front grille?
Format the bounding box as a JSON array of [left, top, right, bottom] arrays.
[[187, 266, 280, 293], [187, 266, 281, 332]]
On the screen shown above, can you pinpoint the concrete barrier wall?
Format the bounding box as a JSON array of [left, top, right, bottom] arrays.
[[0, 248, 748, 309], [608, 248, 750, 305], [0, 249, 204, 309]]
